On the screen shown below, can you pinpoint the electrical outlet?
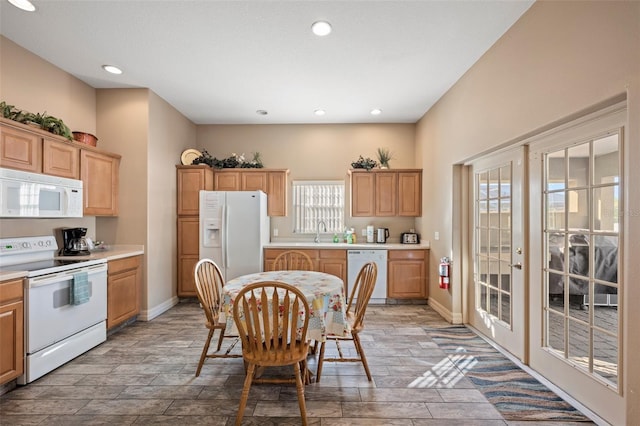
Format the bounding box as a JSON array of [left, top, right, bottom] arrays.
[[361, 229, 366, 237], [273, 228, 278, 237], [435, 231, 440, 240]]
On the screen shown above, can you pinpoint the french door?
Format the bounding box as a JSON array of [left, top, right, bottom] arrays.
[[469, 147, 526, 361]]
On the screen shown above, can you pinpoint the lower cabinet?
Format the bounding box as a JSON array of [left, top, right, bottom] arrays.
[[263, 248, 347, 286], [0, 278, 24, 385], [177, 217, 199, 297], [107, 256, 141, 329], [387, 250, 428, 299]]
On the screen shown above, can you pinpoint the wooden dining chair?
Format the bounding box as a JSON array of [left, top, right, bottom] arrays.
[[232, 281, 311, 426], [272, 250, 314, 271], [315, 261, 377, 383], [194, 258, 242, 377]]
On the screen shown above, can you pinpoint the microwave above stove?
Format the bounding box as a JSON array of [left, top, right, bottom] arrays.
[[0, 168, 83, 218]]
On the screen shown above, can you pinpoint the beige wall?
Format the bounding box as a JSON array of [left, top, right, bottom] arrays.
[[415, 1, 639, 423], [196, 123, 418, 241], [0, 36, 96, 134], [148, 91, 196, 310]]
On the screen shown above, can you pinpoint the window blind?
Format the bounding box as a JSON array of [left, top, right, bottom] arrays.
[[292, 181, 344, 233]]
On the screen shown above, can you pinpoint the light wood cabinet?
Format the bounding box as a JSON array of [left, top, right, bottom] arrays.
[[349, 169, 422, 217], [107, 256, 142, 329], [0, 121, 42, 173], [213, 169, 289, 217], [81, 149, 120, 216], [177, 165, 214, 215], [264, 248, 347, 292], [177, 166, 214, 297], [0, 278, 24, 385], [178, 217, 200, 296], [43, 138, 79, 179], [387, 249, 428, 299]]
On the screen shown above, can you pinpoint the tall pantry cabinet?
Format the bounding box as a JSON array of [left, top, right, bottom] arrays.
[[176, 165, 213, 296]]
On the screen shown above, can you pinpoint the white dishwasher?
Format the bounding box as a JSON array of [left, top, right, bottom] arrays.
[[347, 249, 387, 304]]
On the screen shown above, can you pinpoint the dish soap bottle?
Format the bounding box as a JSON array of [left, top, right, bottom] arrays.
[[333, 233, 340, 243]]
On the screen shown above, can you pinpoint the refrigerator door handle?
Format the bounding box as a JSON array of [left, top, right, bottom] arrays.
[[223, 204, 229, 268]]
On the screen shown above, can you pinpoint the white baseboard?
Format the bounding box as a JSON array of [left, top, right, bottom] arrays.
[[428, 297, 463, 324], [139, 296, 179, 321]]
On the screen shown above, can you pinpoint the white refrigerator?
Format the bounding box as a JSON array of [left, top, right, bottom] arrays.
[[199, 190, 270, 281]]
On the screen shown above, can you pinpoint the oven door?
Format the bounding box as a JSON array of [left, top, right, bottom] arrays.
[[26, 263, 107, 354]]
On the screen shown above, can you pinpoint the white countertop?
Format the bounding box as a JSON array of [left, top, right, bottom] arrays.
[[55, 245, 145, 261], [265, 241, 429, 250], [1, 245, 145, 282]]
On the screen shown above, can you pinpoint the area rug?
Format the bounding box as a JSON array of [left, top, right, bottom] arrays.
[[428, 326, 592, 422]]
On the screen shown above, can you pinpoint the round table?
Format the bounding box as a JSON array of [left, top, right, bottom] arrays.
[[221, 270, 350, 342]]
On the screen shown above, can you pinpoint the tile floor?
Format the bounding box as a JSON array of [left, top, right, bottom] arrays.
[[0, 300, 593, 425]]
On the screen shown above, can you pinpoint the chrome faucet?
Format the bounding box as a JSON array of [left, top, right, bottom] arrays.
[[314, 220, 327, 243]]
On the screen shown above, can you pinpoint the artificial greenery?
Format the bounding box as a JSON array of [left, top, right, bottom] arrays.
[[376, 147, 393, 168], [1, 101, 73, 140], [192, 150, 264, 168], [351, 155, 378, 171]]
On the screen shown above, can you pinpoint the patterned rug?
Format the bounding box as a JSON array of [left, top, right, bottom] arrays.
[[427, 326, 592, 422]]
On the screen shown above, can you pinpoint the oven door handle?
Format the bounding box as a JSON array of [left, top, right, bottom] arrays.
[[28, 264, 107, 288]]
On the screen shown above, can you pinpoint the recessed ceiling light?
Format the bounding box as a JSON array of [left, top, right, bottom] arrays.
[[311, 21, 332, 37], [314, 109, 326, 116], [256, 110, 268, 115], [8, 0, 36, 12], [102, 65, 123, 75], [370, 108, 383, 116]]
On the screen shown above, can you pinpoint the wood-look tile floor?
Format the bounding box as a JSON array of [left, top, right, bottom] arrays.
[[0, 300, 591, 425]]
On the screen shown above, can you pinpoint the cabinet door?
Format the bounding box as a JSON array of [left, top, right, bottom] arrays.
[[388, 250, 427, 298], [81, 149, 120, 216], [0, 300, 24, 384], [107, 257, 140, 330], [0, 124, 41, 172], [267, 171, 288, 217], [318, 250, 347, 288], [375, 172, 397, 216], [350, 172, 375, 217], [242, 171, 267, 192], [178, 217, 200, 296], [0, 278, 24, 385], [398, 171, 422, 216], [215, 171, 241, 191], [43, 138, 79, 179], [177, 166, 213, 216]]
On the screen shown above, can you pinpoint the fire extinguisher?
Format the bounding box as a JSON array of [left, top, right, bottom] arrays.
[[439, 257, 450, 289]]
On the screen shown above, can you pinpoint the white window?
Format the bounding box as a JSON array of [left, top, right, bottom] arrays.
[[292, 181, 344, 234]]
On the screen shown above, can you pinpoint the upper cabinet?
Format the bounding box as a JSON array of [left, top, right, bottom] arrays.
[[1, 119, 121, 216], [0, 120, 42, 173], [80, 149, 120, 216], [213, 169, 289, 217], [177, 165, 214, 216], [349, 169, 422, 217], [43, 138, 79, 179]]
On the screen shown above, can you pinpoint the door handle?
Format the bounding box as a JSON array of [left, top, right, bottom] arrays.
[[510, 262, 523, 270]]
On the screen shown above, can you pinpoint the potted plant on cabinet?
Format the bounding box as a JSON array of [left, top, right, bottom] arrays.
[[376, 147, 393, 169]]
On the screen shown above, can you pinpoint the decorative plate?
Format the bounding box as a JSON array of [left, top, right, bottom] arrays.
[[181, 148, 202, 165]]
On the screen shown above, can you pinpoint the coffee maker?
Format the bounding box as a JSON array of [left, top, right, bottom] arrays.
[[60, 227, 90, 256]]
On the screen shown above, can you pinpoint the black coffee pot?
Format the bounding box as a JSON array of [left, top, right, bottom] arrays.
[[61, 227, 90, 256]]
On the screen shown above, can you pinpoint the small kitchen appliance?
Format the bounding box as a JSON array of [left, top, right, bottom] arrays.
[[61, 227, 91, 256], [366, 225, 375, 243], [376, 228, 389, 243], [401, 230, 420, 244]]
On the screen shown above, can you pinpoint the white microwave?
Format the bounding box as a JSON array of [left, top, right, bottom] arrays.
[[0, 168, 83, 218]]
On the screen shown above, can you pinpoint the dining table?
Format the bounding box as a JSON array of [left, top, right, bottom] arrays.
[[220, 270, 351, 344]]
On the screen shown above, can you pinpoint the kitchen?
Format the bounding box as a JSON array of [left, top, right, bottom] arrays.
[[0, 1, 639, 424]]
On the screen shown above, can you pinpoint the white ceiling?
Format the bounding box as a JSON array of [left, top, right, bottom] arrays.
[[0, 0, 533, 125]]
